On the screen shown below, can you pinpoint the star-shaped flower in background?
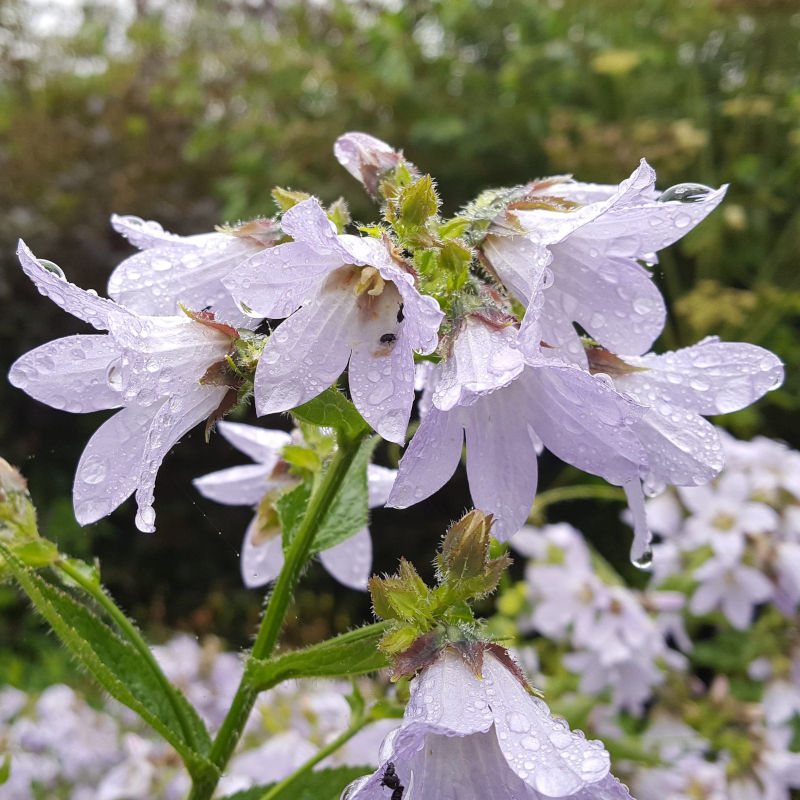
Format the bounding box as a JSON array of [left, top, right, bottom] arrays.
[[223, 197, 444, 444], [9, 241, 239, 532], [193, 421, 396, 591], [108, 214, 281, 326], [344, 647, 633, 799]]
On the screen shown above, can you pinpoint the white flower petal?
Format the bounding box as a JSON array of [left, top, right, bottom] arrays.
[[193, 464, 276, 506], [9, 335, 123, 413], [253, 294, 354, 416], [18, 239, 124, 331], [521, 366, 646, 486], [224, 241, 337, 319], [133, 385, 227, 532], [279, 196, 343, 255], [387, 407, 464, 508], [216, 421, 292, 466], [318, 527, 372, 591], [463, 388, 540, 542], [482, 234, 552, 307], [111, 214, 182, 250], [241, 516, 284, 588], [366, 464, 397, 507], [483, 654, 611, 796], [634, 408, 724, 486], [73, 405, 152, 525], [618, 340, 784, 415]]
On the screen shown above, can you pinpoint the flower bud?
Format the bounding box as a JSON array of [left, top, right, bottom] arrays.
[[334, 132, 417, 199]]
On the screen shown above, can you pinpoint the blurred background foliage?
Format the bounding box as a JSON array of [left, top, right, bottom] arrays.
[[1, 0, 799, 685]]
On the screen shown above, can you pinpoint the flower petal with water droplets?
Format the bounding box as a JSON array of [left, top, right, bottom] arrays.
[[193, 463, 277, 506], [9, 335, 124, 413], [216, 421, 293, 466], [387, 408, 464, 508], [241, 515, 284, 588], [367, 464, 397, 507], [111, 214, 182, 250]]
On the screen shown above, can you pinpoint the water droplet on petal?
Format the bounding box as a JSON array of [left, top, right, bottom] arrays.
[[37, 258, 65, 279], [632, 546, 653, 569], [81, 455, 107, 485], [506, 711, 531, 733], [657, 183, 713, 203], [106, 359, 123, 391]]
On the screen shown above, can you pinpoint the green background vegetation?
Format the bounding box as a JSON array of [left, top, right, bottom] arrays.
[[1, 0, 798, 684]]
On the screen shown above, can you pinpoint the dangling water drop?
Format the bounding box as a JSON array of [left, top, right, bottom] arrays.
[[632, 546, 653, 570], [657, 183, 713, 203], [106, 359, 123, 391]]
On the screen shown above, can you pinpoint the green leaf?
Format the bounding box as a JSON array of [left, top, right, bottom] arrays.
[[0, 755, 9, 785], [311, 436, 378, 553], [13, 539, 59, 567], [291, 388, 370, 441], [247, 622, 388, 690], [0, 542, 215, 781], [220, 765, 372, 800], [279, 437, 378, 555], [277, 481, 312, 550]]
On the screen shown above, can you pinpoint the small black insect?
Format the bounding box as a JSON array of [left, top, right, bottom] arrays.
[[380, 762, 404, 800], [396, 303, 404, 323], [380, 333, 397, 344]]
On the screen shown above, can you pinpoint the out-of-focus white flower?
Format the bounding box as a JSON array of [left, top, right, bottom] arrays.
[[194, 421, 396, 590]]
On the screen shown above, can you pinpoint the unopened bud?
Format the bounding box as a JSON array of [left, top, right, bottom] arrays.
[[334, 132, 418, 199], [441, 510, 493, 578], [0, 458, 37, 542]]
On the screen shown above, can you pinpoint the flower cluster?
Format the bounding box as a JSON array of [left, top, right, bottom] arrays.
[[0, 636, 394, 799], [498, 431, 800, 799], [7, 132, 783, 553]]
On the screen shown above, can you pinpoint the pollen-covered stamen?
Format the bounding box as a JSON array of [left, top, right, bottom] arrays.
[[354, 265, 386, 297]]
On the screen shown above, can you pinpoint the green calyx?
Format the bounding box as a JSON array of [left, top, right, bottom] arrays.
[[369, 510, 512, 669]]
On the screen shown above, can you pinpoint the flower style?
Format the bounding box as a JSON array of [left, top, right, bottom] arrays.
[[223, 197, 444, 444], [344, 647, 633, 799], [483, 160, 726, 366], [8, 241, 238, 532], [193, 421, 396, 590], [109, 214, 281, 325], [388, 316, 646, 541]]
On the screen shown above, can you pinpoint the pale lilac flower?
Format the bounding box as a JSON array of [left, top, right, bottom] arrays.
[[109, 214, 280, 325], [389, 329, 646, 541], [8, 241, 237, 532], [633, 753, 729, 800], [333, 131, 416, 198], [483, 160, 726, 365], [345, 648, 632, 799], [224, 197, 444, 443], [194, 421, 396, 590], [689, 539, 774, 629]]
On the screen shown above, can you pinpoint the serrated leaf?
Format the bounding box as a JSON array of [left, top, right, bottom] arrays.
[[13, 539, 58, 567], [277, 481, 312, 550], [291, 388, 370, 441], [0, 541, 214, 781], [247, 622, 388, 690], [220, 765, 372, 800], [283, 437, 378, 555]]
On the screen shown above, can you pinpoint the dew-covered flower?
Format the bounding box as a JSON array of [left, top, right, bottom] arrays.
[[8, 241, 238, 532], [388, 322, 646, 541], [193, 421, 396, 590], [344, 647, 632, 799], [223, 197, 444, 444], [483, 160, 725, 366], [109, 214, 281, 325]]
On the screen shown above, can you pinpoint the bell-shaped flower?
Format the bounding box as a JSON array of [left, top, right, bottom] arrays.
[[223, 197, 444, 444], [193, 421, 396, 591], [8, 241, 238, 532], [388, 318, 646, 541], [483, 161, 726, 366], [585, 337, 784, 559], [109, 214, 281, 325], [344, 647, 633, 799]]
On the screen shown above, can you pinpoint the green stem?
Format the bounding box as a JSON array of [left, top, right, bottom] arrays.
[[56, 558, 202, 754], [188, 432, 369, 800], [529, 483, 625, 523], [258, 714, 372, 800]]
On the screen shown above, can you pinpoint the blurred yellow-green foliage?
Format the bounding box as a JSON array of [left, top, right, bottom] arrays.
[[1, 0, 799, 669]]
